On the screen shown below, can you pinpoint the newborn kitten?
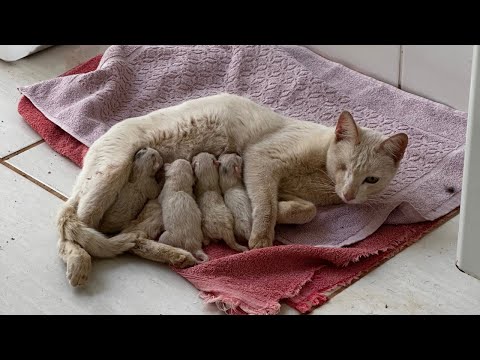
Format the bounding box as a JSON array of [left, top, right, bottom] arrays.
[[192, 152, 248, 253], [99, 147, 162, 234], [158, 159, 207, 262], [218, 153, 252, 243]]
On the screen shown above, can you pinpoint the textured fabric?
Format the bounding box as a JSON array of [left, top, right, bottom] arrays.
[[17, 53, 459, 315], [18, 45, 466, 247], [176, 210, 457, 314]]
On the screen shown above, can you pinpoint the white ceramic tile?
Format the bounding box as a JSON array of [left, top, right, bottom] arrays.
[[0, 165, 220, 315], [308, 215, 480, 315], [305, 45, 401, 86], [7, 142, 81, 198], [0, 95, 41, 157], [401, 45, 473, 112]]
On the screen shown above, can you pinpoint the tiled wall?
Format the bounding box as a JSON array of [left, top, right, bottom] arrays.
[[306, 45, 473, 112]]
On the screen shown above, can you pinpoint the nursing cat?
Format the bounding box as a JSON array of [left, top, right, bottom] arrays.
[[58, 93, 407, 285]]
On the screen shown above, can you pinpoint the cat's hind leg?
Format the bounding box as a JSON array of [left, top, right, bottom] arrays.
[[277, 195, 317, 225]]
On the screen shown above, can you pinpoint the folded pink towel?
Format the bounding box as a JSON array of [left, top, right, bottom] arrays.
[[18, 45, 466, 247]]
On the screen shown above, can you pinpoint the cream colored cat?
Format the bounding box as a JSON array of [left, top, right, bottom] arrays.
[[192, 152, 248, 253], [218, 153, 252, 243], [58, 93, 408, 285], [159, 159, 206, 262]]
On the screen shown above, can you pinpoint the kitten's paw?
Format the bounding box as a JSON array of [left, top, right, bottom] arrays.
[[248, 236, 273, 249], [194, 250, 209, 262], [66, 254, 92, 287], [236, 245, 249, 252], [170, 249, 198, 268]]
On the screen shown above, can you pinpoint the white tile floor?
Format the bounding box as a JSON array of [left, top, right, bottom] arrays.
[[1, 45, 480, 315]]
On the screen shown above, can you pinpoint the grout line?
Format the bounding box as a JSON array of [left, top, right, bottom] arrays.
[[1, 161, 67, 202], [0, 139, 45, 161]]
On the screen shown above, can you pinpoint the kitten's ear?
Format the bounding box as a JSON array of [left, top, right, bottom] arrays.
[[213, 159, 221, 168], [164, 163, 171, 172], [335, 111, 359, 144], [236, 155, 243, 168], [234, 165, 242, 178], [378, 133, 409, 163]]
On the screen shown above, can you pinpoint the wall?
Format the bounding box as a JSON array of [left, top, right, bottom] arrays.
[[306, 45, 473, 112]]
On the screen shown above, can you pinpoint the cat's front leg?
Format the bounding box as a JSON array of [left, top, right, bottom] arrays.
[[244, 157, 279, 249]]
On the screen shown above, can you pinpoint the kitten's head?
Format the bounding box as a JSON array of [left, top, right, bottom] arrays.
[[218, 153, 243, 191], [192, 152, 220, 186], [326, 111, 408, 204], [218, 153, 243, 179], [131, 147, 163, 181], [164, 159, 194, 188]]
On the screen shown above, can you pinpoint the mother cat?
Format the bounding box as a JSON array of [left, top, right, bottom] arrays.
[[58, 93, 408, 284]]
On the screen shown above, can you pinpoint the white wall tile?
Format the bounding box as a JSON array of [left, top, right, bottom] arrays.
[[306, 45, 401, 87], [401, 45, 473, 112]]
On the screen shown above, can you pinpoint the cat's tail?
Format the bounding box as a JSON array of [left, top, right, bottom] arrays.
[[57, 200, 135, 258]]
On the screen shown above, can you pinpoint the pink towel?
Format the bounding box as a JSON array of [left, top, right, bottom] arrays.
[[17, 54, 459, 314], [18, 45, 466, 248]]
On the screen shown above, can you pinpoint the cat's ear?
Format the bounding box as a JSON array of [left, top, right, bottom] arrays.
[[378, 133, 409, 163], [164, 163, 171, 172], [335, 111, 359, 144], [213, 159, 221, 168]]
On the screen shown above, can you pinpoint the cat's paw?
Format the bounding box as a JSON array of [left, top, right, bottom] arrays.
[[170, 249, 198, 268], [248, 235, 273, 249], [66, 254, 92, 287]]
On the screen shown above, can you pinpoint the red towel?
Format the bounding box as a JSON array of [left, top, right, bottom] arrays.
[[17, 55, 457, 315]]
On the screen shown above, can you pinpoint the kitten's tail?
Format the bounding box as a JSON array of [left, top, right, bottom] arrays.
[[57, 200, 135, 258]]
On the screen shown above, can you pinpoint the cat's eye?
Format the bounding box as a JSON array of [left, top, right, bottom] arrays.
[[364, 176, 379, 184]]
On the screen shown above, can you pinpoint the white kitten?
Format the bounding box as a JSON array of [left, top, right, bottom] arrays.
[[193, 152, 248, 252], [158, 159, 207, 262], [218, 153, 252, 243], [99, 147, 162, 234]]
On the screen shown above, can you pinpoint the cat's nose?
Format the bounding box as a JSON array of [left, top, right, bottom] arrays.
[[343, 191, 356, 202]]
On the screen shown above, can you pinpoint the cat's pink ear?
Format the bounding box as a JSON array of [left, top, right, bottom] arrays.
[[335, 111, 359, 144], [164, 163, 171, 171], [378, 133, 409, 163], [213, 159, 221, 168]]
